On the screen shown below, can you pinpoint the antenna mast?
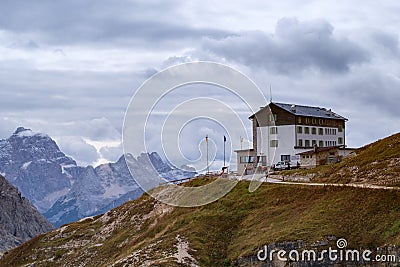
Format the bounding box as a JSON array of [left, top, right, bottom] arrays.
[[269, 84, 272, 103]]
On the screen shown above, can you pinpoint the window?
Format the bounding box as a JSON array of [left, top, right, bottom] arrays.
[[270, 127, 278, 134], [240, 156, 254, 163], [298, 139, 303, 147], [318, 128, 324, 135], [297, 126, 303, 134], [281, 155, 290, 161], [319, 141, 324, 147], [305, 118, 310, 123], [298, 117, 302, 124], [312, 140, 316, 146], [338, 137, 343, 144], [325, 128, 336, 135], [338, 125, 343, 132], [269, 114, 277, 122], [312, 118, 317, 124], [270, 140, 278, 147], [312, 127, 316, 135], [257, 156, 266, 164], [305, 140, 310, 147], [305, 127, 310, 134], [319, 119, 324, 125]]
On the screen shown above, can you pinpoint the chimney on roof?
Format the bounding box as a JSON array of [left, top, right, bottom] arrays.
[[291, 104, 296, 113]]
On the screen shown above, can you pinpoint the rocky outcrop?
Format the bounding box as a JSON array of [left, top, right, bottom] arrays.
[[0, 175, 54, 252]]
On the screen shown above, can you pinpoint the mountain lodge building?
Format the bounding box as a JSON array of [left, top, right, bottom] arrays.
[[235, 102, 348, 174]]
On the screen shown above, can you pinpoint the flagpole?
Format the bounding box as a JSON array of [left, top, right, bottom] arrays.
[[206, 135, 209, 174], [223, 136, 226, 167]]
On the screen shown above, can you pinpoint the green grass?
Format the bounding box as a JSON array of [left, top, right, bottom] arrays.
[[4, 180, 400, 267], [282, 132, 400, 185]]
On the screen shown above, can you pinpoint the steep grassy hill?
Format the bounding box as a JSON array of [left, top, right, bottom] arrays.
[[2, 179, 400, 266], [285, 132, 400, 185]]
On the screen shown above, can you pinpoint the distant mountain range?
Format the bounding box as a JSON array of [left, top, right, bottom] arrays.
[[0, 174, 53, 252], [0, 127, 196, 227]]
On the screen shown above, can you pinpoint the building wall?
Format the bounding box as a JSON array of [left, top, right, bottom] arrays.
[[295, 125, 345, 148], [252, 118, 258, 153], [255, 124, 345, 167], [236, 150, 256, 175], [299, 155, 316, 168], [252, 104, 295, 127], [246, 103, 347, 170], [299, 148, 339, 168], [257, 125, 304, 166], [339, 148, 356, 158], [315, 150, 334, 165]]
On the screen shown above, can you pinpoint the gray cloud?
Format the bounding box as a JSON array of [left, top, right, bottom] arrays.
[[59, 118, 122, 142], [1, 0, 399, 168], [56, 136, 99, 166], [0, 0, 232, 47], [0, 65, 146, 133], [7, 40, 40, 50], [99, 145, 123, 162], [370, 31, 399, 57], [202, 18, 369, 74], [335, 69, 400, 118]]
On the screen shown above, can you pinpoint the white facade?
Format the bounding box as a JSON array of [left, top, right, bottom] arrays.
[[236, 102, 348, 171], [295, 125, 345, 148], [235, 149, 255, 175], [257, 124, 345, 166]]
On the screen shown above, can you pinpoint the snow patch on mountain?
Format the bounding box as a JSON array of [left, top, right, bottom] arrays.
[[21, 161, 32, 170]]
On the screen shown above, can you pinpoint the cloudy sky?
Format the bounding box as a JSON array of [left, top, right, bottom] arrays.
[[0, 0, 399, 169]]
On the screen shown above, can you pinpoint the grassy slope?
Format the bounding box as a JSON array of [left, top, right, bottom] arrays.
[[2, 133, 400, 266], [282, 132, 400, 185], [2, 180, 400, 266]]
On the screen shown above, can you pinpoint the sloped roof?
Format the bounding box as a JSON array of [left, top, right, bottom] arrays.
[[297, 145, 343, 155], [250, 102, 347, 120], [274, 102, 347, 120]]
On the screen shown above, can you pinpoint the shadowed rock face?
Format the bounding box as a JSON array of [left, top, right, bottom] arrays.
[[0, 175, 54, 252]]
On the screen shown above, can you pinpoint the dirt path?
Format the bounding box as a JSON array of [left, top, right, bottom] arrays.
[[230, 173, 400, 190]]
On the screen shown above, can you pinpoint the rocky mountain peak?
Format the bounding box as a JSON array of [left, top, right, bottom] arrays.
[[13, 126, 31, 135], [0, 128, 76, 212]]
